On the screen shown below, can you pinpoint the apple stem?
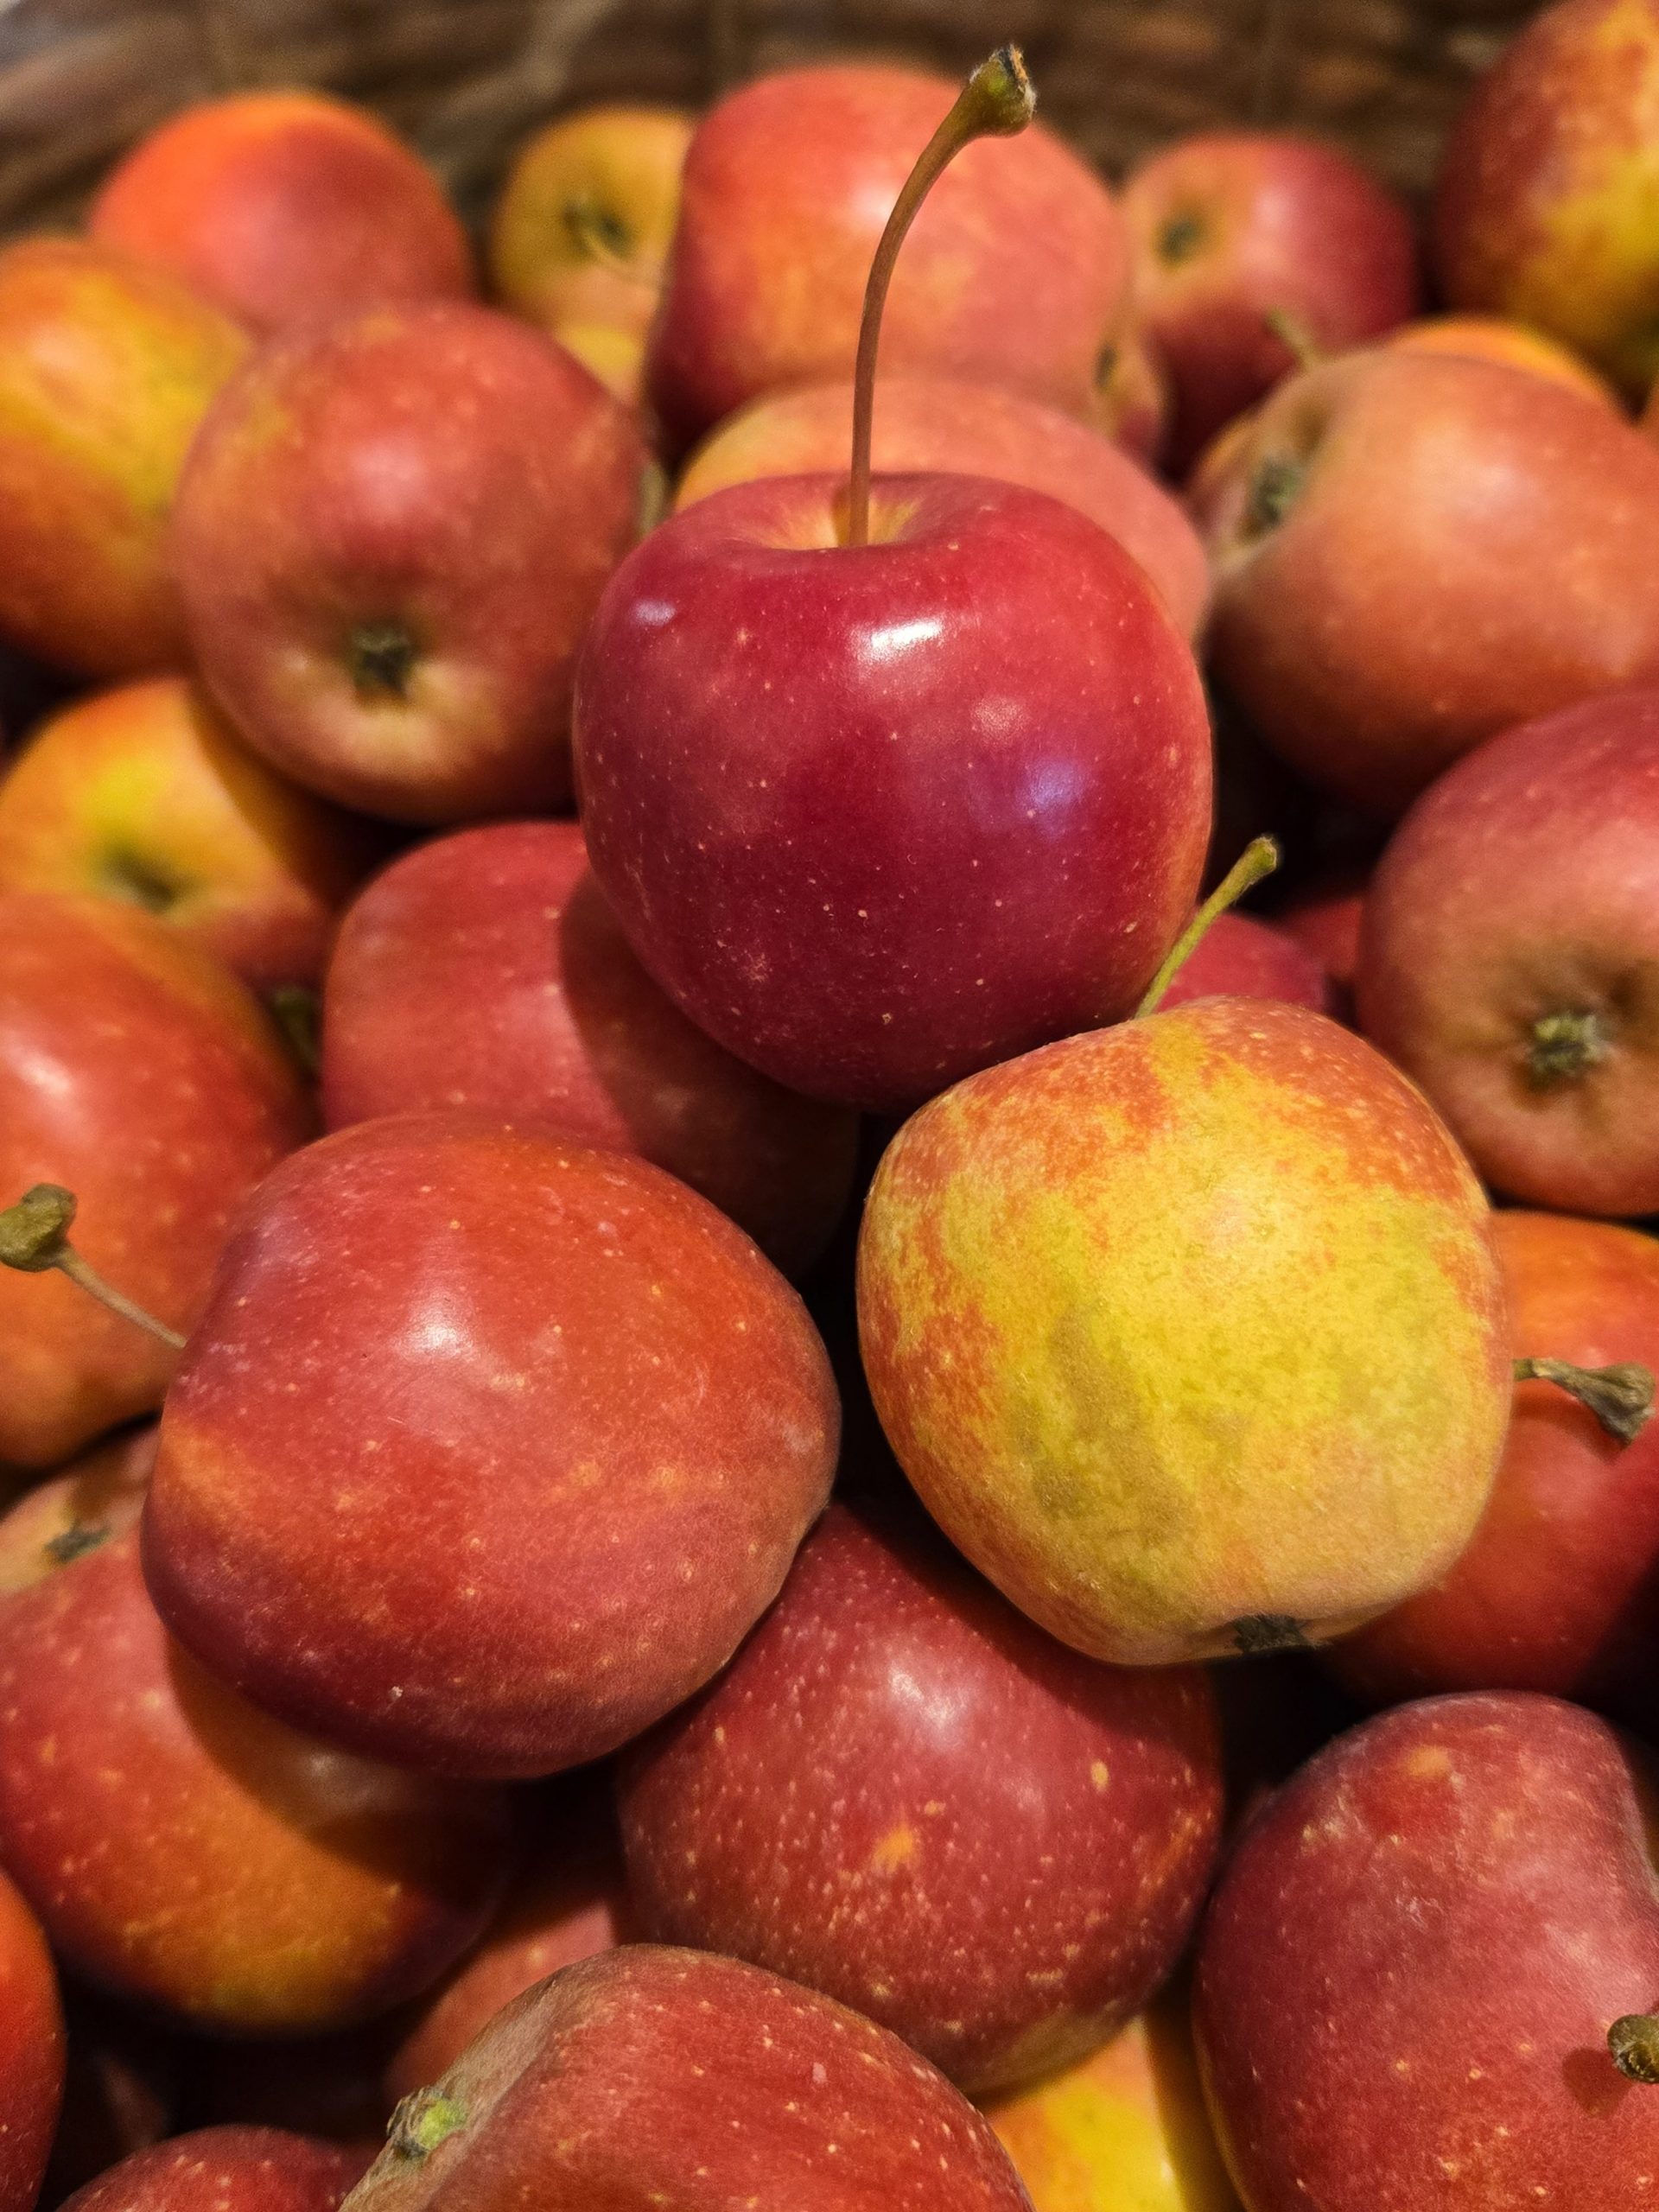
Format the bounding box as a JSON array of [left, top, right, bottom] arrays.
[[0, 1185, 186, 1352], [1135, 836, 1281, 1017], [387, 2088, 467, 2160], [1610, 2014, 1659, 2084], [845, 46, 1036, 550], [1515, 1357, 1656, 1446], [1263, 308, 1324, 370]]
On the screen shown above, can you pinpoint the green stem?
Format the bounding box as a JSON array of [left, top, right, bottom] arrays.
[[1136, 837, 1281, 1017], [0, 1185, 185, 1351]]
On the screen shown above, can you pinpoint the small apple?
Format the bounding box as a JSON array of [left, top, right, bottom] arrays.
[[0, 1860, 61, 2212], [1271, 850, 1373, 1006], [58, 2130, 370, 2212], [1090, 321, 1171, 466], [1386, 312, 1620, 407], [1154, 909, 1332, 1014]]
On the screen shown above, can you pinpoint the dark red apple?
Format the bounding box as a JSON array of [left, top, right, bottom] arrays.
[[58, 2129, 369, 2212], [619, 1497, 1222, 2094], [321, 821, 857, 1276], [347, 1947, 1032, 2211], [1357, 687, 1659, 1214], [0, 1860, 62, 2212], [1156, 910, 1332, 1014], [142, 1115, 839, 1778], [1195, 1694, 1659, 2209]]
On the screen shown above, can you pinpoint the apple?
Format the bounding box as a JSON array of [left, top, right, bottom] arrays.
[[320, 820, 858, 1277], [345, 1947, 1033, 2212], [488, 104, 692, 404], [171, 302, 647, 824], [189, 2024, 402, 2160], [1154, 910, 1332, 1014], [1386, 312, 1620, 407], [0, 893, 310, 1468], [1357, 687, 1659, 1214], [0, 1421, 156, 1596], [58, 2130, 370, 2212], [141, 1114, 839, 1778], [1194, 347, 1659, 813], [619, 1497, 1222, 2094], [858, 998, 1510, 1665], [0, 1861, 61, 2212], [1090, 322, 1171, 466], [647, 60, 1128, 450], [0, 1483, 512, 2034], [0, 239, 248, 677], [1120, 130, 1418, 469], [88, 92, 473, 337], [1434, 0, 1659, 400], [1194, 1693, 1659, 2209], [1271, 851, 1372, 1005], [0, 677, 383, 994], [673, 372, 1211, 636]]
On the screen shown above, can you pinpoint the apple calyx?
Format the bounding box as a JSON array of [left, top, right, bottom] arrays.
[[99, 847, 183, 917], [1231, 1613, 1310, 1656], [562, 194, 639, 276], [0, 1183, 186, 1351], [1136, 836, 1281, 1015], [1610, 2013, 1659, 2084], [1156, 208, 1206, 265], [1243, 454, 1306, 538], [845, 44, 1035, 548], [268, 983, 321, 1078], [1526, 1007, 1608, 1089], [348, 620, 419, 702], [1514, 1357, 1656, 1446], [388, 2087, 467, 2161], [42, 1522, 113, 1569]]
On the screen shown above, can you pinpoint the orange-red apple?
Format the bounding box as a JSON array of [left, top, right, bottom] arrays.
[[0, 1861, 61, 2212]]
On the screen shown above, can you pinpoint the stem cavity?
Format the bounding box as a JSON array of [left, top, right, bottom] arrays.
[[1232, 1614, 1310, 1656], [1611, 2014, 1659, 2084], [0, 1185, 186, 1351], [1515, 1357, 1656, 1446], [348, 621, 419, 702], [1136, 836, 1281, 1016]]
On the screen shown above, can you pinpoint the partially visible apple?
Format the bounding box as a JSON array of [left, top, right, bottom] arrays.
[[58, 2130, 369, 2212], [1387, 312, 1619, 407], [41, 1985, 179, 2209], [1272, 851, 1372, 1004], [1090, 321, 1171, 465], [0, 1861, 61, 2212], [1156, 910, 1332, 1014]]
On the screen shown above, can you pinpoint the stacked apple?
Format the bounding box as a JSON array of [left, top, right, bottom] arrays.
[[0, 8, 1657, 2209]]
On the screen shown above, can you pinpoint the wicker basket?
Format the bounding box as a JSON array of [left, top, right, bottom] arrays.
[[0, 0, 1541, 241]]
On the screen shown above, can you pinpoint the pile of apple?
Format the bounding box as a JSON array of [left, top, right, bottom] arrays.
[[3, 0, 1659, 2205]]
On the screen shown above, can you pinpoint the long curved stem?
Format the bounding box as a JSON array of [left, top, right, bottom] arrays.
[[1136, 837, 1281, 1017]]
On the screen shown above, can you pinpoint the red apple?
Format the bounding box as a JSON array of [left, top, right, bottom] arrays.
[[619, 1497, 1223, 2094], [172, 302, 647, 823], [1155, 910, 1332, 1014], [575, 472, 1211, 1112], [0, 1861, 61, 2212], [0, 677, 383, 993], [320, 821, 857, 1276], [1121, 131, 1418, 469], [1357, 687, 1659, 1213], [1194, 1693, 1659, 2209], [0, 1421, 156, 1597], [142, 1115, 839, 1778], [0, 239, 248, 677], [1195, 347, 1659, 812], [674, 373, 1211, 636], [1272, 853, 1371, 999], [1387, 312, 1620, 408], [648, 62, 1128, 449], [1090, 322, 1171, 467], [0, 893, 310, 1468], [347, 1947, 1032, 2211], [58, 2130, 369, 2212], [89, 92, 473, 337]]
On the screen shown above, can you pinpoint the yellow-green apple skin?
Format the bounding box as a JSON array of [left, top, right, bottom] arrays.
[[983, 1996, 1239, 2212], [858, 999, 1511, 1665]]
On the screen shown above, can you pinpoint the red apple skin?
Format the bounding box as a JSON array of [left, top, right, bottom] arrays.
[[346, 1947, 1033, 2212], [0, 239, 249, 677], [1157, 911, 1332, 1015], [172, 303, 646, 824], [320, 821, 857, 1277], [1122, 131, 1419, 470], [575, 473, 1211, 1113], [58, 2130, 369, 2212], [0, 677, 384, 993], [674, 375, 1211, 638], [1194, 1693, 1659, 2210], [0, 1422, 156, 1596], [90, 92, 473, 337], [0, 1522, 512, 2035], [142, 1115, 839, 1779], [1356, 688, 1659, 1213], [0, 1861, 62, 2212], [0, 893, 311, 1469], [1090, 324, 1171, 467], [647, 64, 1129, 450], [618, 1499, 1223, 2095], [1273, 855, 1370, 996], [1196, 347, 1659, 813], [1328, 1211, 1659, 1719]]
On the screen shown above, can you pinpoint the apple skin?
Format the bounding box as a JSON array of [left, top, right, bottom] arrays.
[[1272, 855, 1370, 1001], [1328, 1210, 1659, 1719], [0, 1510, 512, 2035], [0, 677, 384, 993], [575, 472, 1211, 1114], [1156, 911, 1332, 1015], [858, 999, 1510, 1666], [320, 820, 857, 1277], [1195, 1693, 1659, 2210], [1386, 312, 1620, 408], [1121, 131, 1418, 469], [1357, 688, 1659, 1214], [172, 302, 647, 825], [0, 1859, 62, 2212], [618, 1497, 1222, 2095], [0, 1421, 156, 1596], [1434, 0, 1659, 401], [982, 1992, 1240, 2212], [89, 92, 472, 337], [0, 893, 311, 1469], [1090, 324, 1171, 467], [647, 64, 1128, 450], [673, 375, 1211, 637], [142, 1114, 839, 1779], [345, 1946, 1033, 2212], [58, 2130, 370, 2212], [0, 238, 249, 677], [1195, 347, 1659, 814]]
